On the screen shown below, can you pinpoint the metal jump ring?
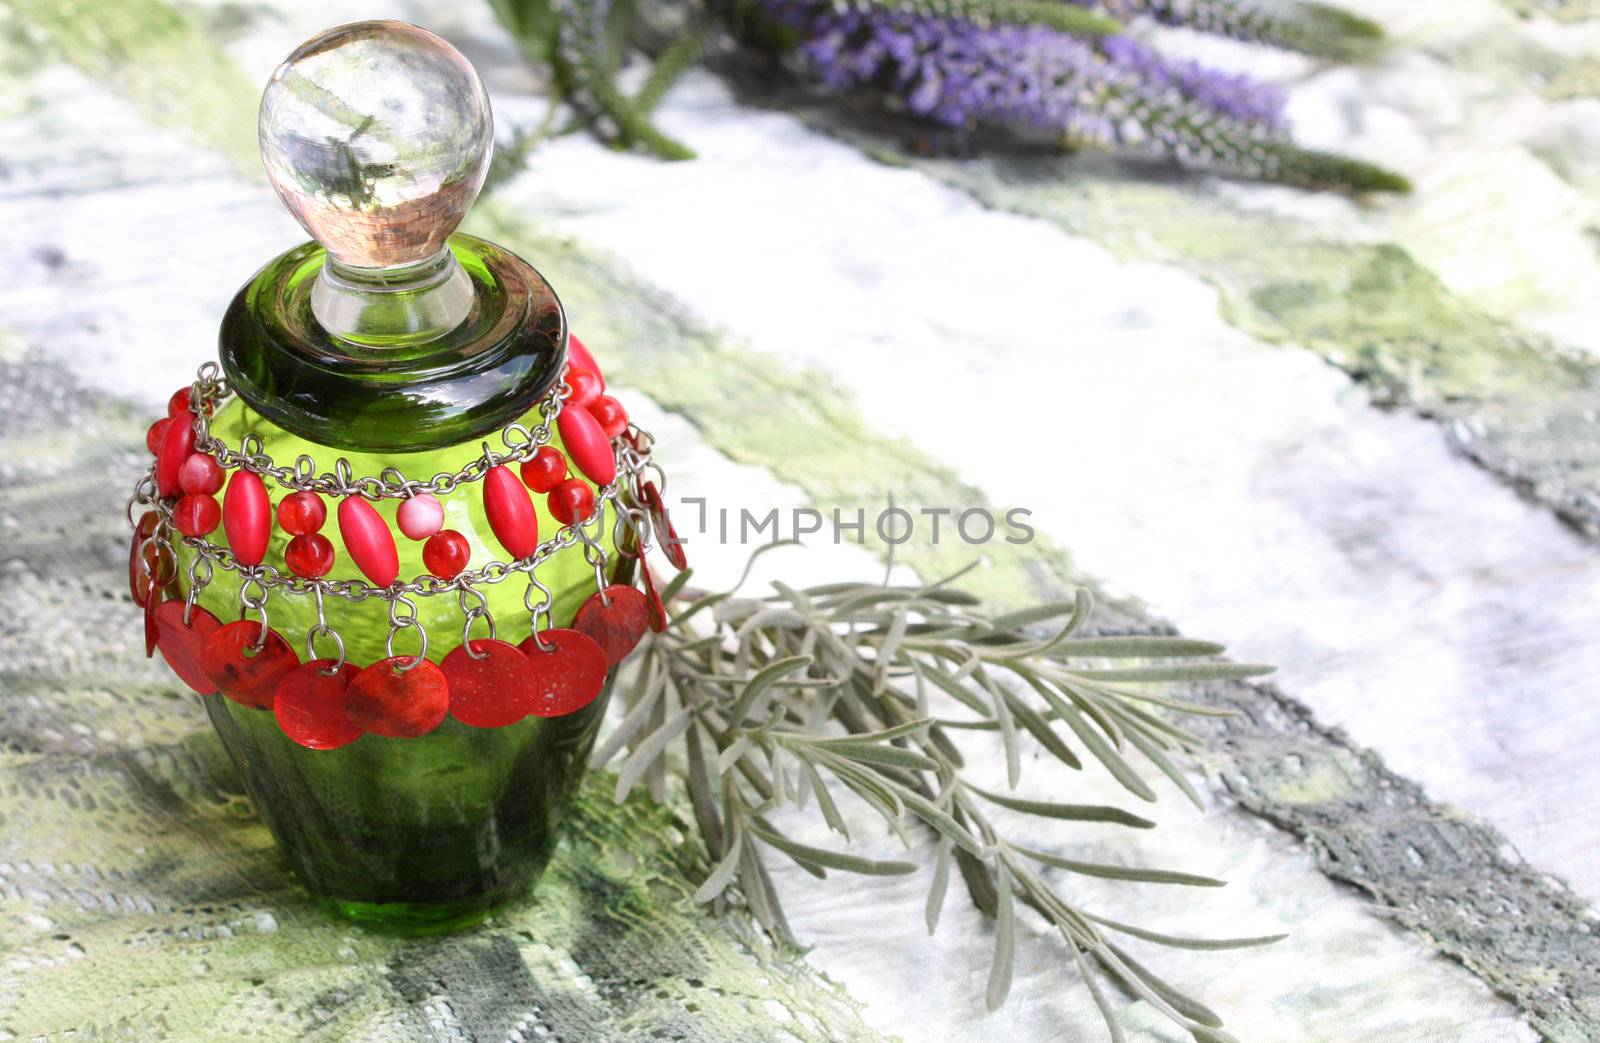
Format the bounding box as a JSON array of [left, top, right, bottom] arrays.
[[457, 585, 495, 658], [385, 616, 429, 670], [523, 571, 555, 652]]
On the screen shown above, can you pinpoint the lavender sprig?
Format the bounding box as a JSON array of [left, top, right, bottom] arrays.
[[761, 1, 1406, 191], [595, 559, 1283, 1040]]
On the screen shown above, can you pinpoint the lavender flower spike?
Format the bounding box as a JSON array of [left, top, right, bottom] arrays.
[[766, 3, 1283, 157]]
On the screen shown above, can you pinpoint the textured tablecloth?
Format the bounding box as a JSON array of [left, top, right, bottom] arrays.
[[1, 0, 1597, 1039]]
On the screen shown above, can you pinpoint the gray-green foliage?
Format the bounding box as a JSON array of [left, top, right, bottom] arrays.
[[594, 556, 1281, 1041]]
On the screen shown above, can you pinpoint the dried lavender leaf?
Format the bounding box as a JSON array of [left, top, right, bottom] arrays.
[[589, 660, 665, 768], [1104, 941, 1224, 1028], [1000, 684, 1081, 769], [799, 757, 850, 839], [1053, 636, 1226, 658], [987, 861, 1017, 1011], [684, 719, 726, 857], [1071, 942, 1128, 1043], [980, 670, 1022, 788], [748, 820, 917, 876], [1085, 913, 1286, 951], [1067, 663, 1274, 683], [1012, 843, 1224, 887], [727, 655, 813, 725], [1058, 703, 1157, 803], [614, 708, 693, 802], [657, 562, 694, 602], [893, 784, 983, 856], [927, 837, 953, 935], [964, 784, 1156, 828], [693, 831, 745, 903], [1122, 722, 1205, 810], [808, 739, 939, 772], [717, 735, 755, 776]]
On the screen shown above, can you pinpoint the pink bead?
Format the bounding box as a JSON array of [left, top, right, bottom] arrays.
[[338, 496, 400, 587], [568, 333, 605, 388], [483, 465, 540, 560], [222, 470, 271, 566], [397, 493, 444, 541], [558, 402, 617, 486]]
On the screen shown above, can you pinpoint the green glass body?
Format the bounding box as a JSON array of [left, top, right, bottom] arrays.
[[184, 236, 618, 932]]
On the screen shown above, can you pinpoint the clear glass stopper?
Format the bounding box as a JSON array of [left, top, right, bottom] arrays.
[[259, 20, 493, 345]]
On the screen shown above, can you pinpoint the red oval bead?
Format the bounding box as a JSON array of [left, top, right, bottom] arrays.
[[145, 416, 171, 455], [173, 493, 222, 537], [483, 465, 539, 559], [154, 601, 222, 694], [223, 469, 271, 566], [519, 445, 568, 493], [558, 403, 616, 486], [573, 585, 651, 667], [276, 491, 326, 535], [337, 496, 399, 587], [178, 453, 225, 495], [423, 529, 471, 579], [285, 532, 336, 578], [344, 657, 450, 738], [276, 660, 365, 750], [444, 639, 538, 728], [588, 395, 629, 439], [547, 478, 595, 526], [167, 387, 192, 417], [568, 333, 605, 387], [155, 413, 195, 498], [202, 620, 299, 711], [518, 628, 609, 717], [565, 367, 603, 407]]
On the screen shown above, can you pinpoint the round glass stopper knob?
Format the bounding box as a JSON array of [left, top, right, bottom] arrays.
[[259, 19, 492, 272]]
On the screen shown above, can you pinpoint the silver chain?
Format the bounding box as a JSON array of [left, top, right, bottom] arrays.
[[184, 361, 571, 500], [130, 440, 653, 605]]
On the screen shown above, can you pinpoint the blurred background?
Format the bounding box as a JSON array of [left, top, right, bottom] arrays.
[[2, 0, 1598, 1039]]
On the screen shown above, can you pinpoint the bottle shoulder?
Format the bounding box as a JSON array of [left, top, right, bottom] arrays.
[[219, 234, 565, 453]]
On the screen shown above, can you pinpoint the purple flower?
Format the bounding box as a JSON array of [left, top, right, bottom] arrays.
[[760, 2, 1287, 165]]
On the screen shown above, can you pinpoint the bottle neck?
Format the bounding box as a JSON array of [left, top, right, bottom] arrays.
[[312, 247, 474, 348], [220, 235, 566, 453]]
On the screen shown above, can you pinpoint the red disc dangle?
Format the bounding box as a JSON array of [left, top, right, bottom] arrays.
[[153, 600, 223, 695], [275, 660, 365, 750], [640, 481, 687, 571], [443, 639, 538, 728], [344, 658, 450, 738], [573, 585, 652, 667], [518, 628, 608, 717], [201, 620, 300, 710]]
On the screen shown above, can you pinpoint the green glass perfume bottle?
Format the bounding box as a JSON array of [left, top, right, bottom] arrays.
[[145, 20, 653, 934]]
